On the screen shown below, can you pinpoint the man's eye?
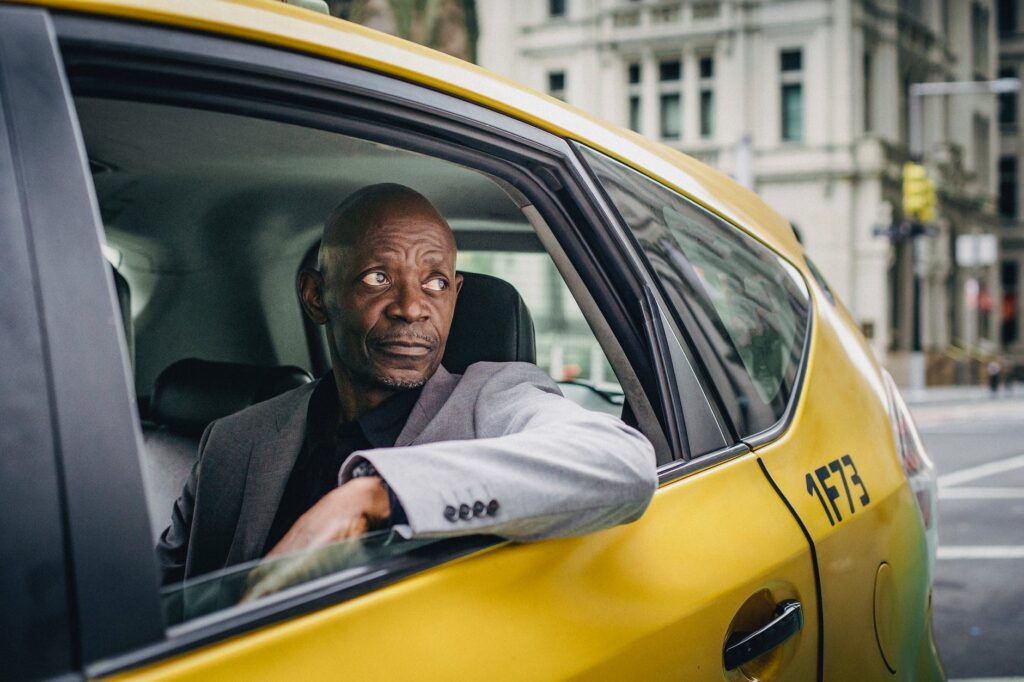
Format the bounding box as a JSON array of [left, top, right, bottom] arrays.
[[361, 272, 389, 287], [423, 278, 449, 292]]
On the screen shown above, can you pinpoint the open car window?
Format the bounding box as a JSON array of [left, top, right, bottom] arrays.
[[77, 96, 645, 625]]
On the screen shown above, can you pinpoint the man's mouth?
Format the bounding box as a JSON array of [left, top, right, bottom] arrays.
[[373, 336, 436, 358]]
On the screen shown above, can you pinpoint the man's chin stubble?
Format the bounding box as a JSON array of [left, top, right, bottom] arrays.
[[375, 374, 428, 389]]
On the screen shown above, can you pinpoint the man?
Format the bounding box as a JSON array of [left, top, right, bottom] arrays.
[[157, 183, 656, 585]]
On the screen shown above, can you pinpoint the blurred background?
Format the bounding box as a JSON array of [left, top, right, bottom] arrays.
[[325, 0, 1024, 397], [319, 4, 1024, 677]]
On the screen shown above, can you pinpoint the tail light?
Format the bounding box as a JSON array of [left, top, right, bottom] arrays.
[[883, 371, 938, 571]]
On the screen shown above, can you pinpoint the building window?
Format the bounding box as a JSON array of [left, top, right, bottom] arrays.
[[1002, 260, 1020, 346], [1000, 0, 1018, 36], [627, 62, 642, 132], [659, 59, 681, 82], [699, 56, 715, 139], [863, 51, 873, 133], [1000, 66, 1018, 129], [974, 114, 991, 187], [547, 70, 566, 101], [780, 49, 804, 142], [629, 96, 642, 133], [660, 94, 682, 139], [1000, 155, 1018, 221], [549, 0, 566, 18], [973, 3, 991, 77], [659, 58, 682, 140]]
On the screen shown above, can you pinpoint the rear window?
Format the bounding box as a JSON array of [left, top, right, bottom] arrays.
[[578, 146, 810, 438]]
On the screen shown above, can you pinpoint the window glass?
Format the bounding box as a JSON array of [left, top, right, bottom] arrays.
[[700, 90, 715, 138], [781, 83, 803, 142], [547, 70, 566, 100], [578, 145, 811, 437], [660, 93, 681, 140]]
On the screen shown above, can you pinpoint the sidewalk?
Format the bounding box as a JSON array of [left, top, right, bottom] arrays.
[[901, 383, 1024, 406]]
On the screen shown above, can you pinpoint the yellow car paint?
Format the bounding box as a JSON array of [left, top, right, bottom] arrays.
[[109, 454, 818, 681], [756, 284, 942, 680]]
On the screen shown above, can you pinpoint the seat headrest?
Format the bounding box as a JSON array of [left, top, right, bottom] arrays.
[[442, 271, 536, 374], [149, 358, 313, 436]]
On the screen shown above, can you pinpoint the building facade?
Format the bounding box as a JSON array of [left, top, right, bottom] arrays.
[[999, 0, 1024, 360], [478, 0, 1005, 384]]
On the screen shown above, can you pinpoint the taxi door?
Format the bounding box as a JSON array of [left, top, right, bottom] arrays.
[[754, 295, 940, 680]]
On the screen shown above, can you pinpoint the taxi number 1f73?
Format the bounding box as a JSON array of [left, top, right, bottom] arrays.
[[805, 454, 870, 526]]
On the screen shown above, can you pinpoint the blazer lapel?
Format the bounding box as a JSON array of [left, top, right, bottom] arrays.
[[226, 384, 314, 565], [395, 365, 460, 446]]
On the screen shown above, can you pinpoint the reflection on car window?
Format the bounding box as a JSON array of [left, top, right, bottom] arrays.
[[578, 145, 810, 437], [162, 530, 436, 625]]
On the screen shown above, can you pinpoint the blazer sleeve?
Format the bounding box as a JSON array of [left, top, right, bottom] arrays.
[[339, 362, 658, 541], [155, 422, 213, 585]]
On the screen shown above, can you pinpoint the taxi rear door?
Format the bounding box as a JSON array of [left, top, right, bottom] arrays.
[[754, 296, 939, 680]]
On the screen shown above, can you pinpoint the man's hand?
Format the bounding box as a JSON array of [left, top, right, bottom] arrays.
[[266, 476, 390, 557]]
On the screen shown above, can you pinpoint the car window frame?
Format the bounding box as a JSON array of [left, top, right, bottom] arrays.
[[0, 9, 82, 678], [570, 142, 816, 462], [38, 9, 710, 675]]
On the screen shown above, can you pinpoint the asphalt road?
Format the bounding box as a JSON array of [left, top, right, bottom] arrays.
[[910, 394, 1024, 680]]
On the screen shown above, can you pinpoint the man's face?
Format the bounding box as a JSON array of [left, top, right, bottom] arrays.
[[319, 203, 462, 390]]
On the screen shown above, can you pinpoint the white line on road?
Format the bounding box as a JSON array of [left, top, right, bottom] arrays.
[[937, 546, 1024, 560], [939, 486, 1024, 499], [937, 453, 1024, 488]]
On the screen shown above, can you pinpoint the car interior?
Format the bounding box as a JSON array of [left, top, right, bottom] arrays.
[[76, 97, 638, 558]]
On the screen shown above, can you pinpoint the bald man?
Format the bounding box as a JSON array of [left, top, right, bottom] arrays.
[[156, 184, 656, 585]]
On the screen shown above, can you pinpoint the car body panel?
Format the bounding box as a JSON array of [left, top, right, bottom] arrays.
[[8, 0, 802, 259], [108, 454, 818, 681], [756, 286, 940, 679]]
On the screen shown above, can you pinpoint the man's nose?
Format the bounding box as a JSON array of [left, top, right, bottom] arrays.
[[385, 280, 428, 322]]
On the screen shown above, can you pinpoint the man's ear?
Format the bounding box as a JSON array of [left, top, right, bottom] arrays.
[[453, 272, 464, 296], [298, 268, 328, 325]]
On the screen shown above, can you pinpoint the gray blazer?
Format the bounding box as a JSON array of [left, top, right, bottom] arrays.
[[156, 361, 657, 584]]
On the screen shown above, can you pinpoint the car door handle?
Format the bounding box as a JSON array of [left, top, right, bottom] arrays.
[[723, 599, 804, 670]]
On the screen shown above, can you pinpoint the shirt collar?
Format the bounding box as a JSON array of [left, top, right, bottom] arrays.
[[306, 372, 423, 450]]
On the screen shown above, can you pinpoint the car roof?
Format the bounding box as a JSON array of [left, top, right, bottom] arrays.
[[17, 0, 803, 259]]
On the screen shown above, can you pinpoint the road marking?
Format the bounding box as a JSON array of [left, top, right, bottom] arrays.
[[937, 546, 1024, 560], [937, 453, 1024, 488], [950, 678, 1024, 682], [939, 487, 1024, 500]]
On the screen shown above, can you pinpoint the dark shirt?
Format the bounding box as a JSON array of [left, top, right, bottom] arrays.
[[262, 373, 422, 555]]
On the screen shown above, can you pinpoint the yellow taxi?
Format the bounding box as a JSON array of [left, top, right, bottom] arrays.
[[0, 0, 943, 679]]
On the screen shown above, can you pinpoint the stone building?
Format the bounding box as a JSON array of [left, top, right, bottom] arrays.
[[998, 0, 1024, 361], [477, 0, 1005, 384]]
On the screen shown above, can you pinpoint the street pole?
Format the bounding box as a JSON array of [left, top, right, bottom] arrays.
[[902, 77, 1020, 390]]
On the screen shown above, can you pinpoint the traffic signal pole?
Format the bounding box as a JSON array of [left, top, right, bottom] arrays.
[[899, 77, 1020, 390]]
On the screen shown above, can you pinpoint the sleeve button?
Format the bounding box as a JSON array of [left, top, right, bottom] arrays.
[[486, 499, 500, 516], [473, 500, 486, 517], [459, 503, 472, 520], [444, 505, 457, 522]]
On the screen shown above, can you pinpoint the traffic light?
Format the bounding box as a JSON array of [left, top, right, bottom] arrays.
[[902, 161, 936, 224]]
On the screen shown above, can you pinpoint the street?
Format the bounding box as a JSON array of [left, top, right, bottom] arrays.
[[911, 391, 1024, 679]]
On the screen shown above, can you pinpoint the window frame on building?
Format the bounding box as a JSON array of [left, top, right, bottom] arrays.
[[698, 54, 715, 140], [999, 155, 1018, 222], [780, 48, 804, 143], [627, 60, 642, 133], [547, 69, 567, 101], [658, 57, 683, 141]]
